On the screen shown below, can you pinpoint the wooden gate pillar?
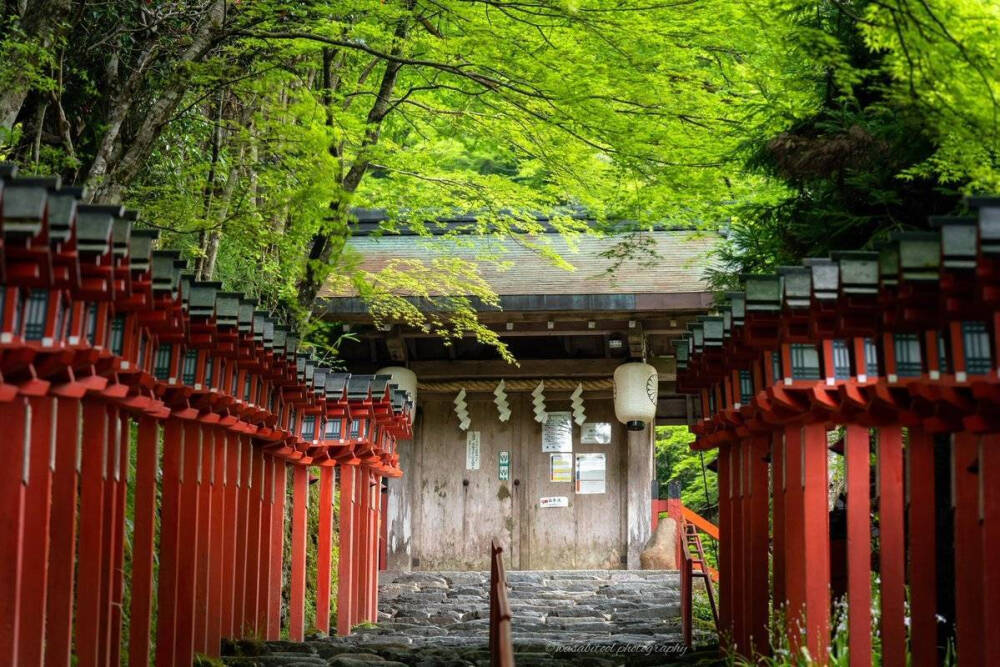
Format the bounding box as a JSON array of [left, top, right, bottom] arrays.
[[18, 395, 55, 666], [953, 432, 984, 666], [908, 427, 937, 667], [771, 431, 785, 617], [716, 443, 732, 645], [243, 446, 264, 637], [747, 436, 770, 657], [129, 416, 160, 666], [154, 418, 183, 667], [783, 423, 806, 653], [75, 400, 107, 667], [731, 442, 745, 653], [878, 424, 905, 667], [256, 453, 274, 636], [0, 397, 29, 666], [981, 433, 1000, 665], [175, 420, 203, 663], [194, 424, 214, 655], [46, 397, 82, 667], [801, 422, 830, 664], [233, 437, 251, 636], [208, 428, 227, 655], [844, 423, 872, 667], [221, 433, 240, 638], [267, 459, 287, 640], [317, 465, 335, 634], [337, 463, 357, 635], [290, 463, 309, 641]]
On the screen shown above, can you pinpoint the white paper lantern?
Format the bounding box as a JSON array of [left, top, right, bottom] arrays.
[[613, 362, 658, 431], [376, 366, 418, 405]]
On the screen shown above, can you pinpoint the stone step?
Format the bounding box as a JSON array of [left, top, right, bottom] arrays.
[[223, 570, 708, 667]]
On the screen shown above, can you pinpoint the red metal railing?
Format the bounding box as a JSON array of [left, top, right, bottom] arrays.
[[653, 493, 720, 647], [0, 165, 413, 665], [489, 539, 515, 667]]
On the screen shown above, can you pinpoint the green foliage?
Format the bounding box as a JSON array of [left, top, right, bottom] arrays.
[[3, 0, 997, 341], [655, 425, 717, 518], [0, 0, 776, 351], [708, 0, 1000, 286]]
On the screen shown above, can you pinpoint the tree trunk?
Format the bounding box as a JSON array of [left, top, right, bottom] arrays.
[[296, 26, 407, 312], [0, 0, 71, 132], [201, 164, 239, 281], [86, 0, 226, 202]]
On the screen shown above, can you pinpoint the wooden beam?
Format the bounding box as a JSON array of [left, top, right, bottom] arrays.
[[385, 326, 407, 362], [365, 358, 679, 381]]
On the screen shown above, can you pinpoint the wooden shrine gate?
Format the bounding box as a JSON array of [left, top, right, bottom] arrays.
[[0, 165, 413, 666], [675, 200, 1000, 665]]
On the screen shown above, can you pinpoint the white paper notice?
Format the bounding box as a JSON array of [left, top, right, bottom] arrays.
[[575, 452, 606, 494], [541, 412, 573, 452], [580, 422, 612, 445], [466, 431, 481, 470], [539, 496, 569, 508]]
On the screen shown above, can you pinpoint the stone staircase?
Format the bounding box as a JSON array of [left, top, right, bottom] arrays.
[[220, 570, 720, 666]]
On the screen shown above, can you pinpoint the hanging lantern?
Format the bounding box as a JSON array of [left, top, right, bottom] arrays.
[[376, 366, 418, 406], [613, 361, 657, 431]]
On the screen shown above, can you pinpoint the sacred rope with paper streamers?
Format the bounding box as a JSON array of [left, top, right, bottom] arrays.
[[454, 388, 470, 431], [494, 380, 511, 422], [531, 381, 547, 423], [570, 383, 586, 425], [417, 378, 614, 393]]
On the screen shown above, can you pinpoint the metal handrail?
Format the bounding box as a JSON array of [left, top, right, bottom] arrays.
[[489, 539, 515, 667]]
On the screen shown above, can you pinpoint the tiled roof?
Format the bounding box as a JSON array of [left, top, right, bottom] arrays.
[[320, 231, 718, 298]]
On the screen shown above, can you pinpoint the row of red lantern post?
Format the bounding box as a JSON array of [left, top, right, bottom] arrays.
[[675, 199, 1000, 666], [0, 165, 413, 666]]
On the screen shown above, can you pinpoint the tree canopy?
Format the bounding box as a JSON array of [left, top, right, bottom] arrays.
[[1, 0, 998, 349]]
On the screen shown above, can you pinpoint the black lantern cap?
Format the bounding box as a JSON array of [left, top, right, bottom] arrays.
[[877, 242, 900, 287], [778, 266, 811, 308], [930, 216, 977, 269], [313, 366, 329, 394], [111, 210, 136, 258], [372, 374, 392, 397], [969, 196, 1000, 255], [698, 316, 725, 347], [214, 291, 241, 328], [832, 251, 879, 295], [285, 333, 300, 356], [237, 298, 256, 332], [2, 179, 49, 237], [46, 185, 82, 242], [151, 250, 183, 294], [725, 291, 746, 326], [128, 230, 159, 272], [76, 204, 122, 255], [742, 274, 783, 311], [803, 258, 838, 300], [272, 325, 288, 353], [179, 272, 195, 310], [326, 373, 349, 400], [890, 231, 941, 282], [189, 281, 222, 318], [347, 374, 373, 400], [252, 311, 268, 342], [687, 320, 705, 352], [261, 317, 276, 349]]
